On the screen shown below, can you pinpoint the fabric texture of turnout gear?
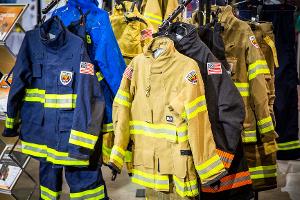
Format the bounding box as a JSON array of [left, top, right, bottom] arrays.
[[109, 37, 227, 198], [3, 16, 105, 165], [167, 22, 253, 200], [39, 161, 108, 200], [52, 0, 126, 166], [110, 1, 153, 65], [215, 5, 278, 191], [141, 0, 179, 30]]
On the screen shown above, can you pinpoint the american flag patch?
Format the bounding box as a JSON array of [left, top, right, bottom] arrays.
[[207, 62, 222, 75], [123, 67, 133, 80], [141, 28, 153, 41], [80, 62, 94, 75]]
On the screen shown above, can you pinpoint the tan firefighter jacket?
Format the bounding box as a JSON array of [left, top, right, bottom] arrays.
[[109, 37, 227, 197], [218, 6, 278, 144], [110, 1, 153, 65], [141, 0, 179, 30]]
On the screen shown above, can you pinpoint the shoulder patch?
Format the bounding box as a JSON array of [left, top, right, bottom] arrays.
[[207, 62, 222, 75], [124, 67, 133, 80], [185, 70, 198, 85], [60, 71, 73, 85], [249, 36, 260, 49], [80, 62, 94, 75]]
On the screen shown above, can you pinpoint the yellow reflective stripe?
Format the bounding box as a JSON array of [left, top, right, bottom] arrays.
[[5, 116, 16, 129], [102, 123, 113, 132], [242, 130, 257, 143], [144, 12, 162, 25], [173, 176, 199, 197], [69, 130, 98, 149], [40, 186, 61, 200], [249, 165, 277, 179], [46, 147, 89, 166], [277, 140, 300, 151], [96, 72, 104, 82], [102, 144, 112, 157], [185, 96, 207, 120], [125, 151, 132, 162], [132, 169, 169, 190], [111, 145, 125, 166], [114, 89, 131, 107], [257, 116, 274, 134], [196, 154, 225, 181], [21, 141, 48, 158], [70, 185, 105, 199], [248, 60, 270, 80], [26, 88, 45, 94], [177, 125, 188, 142], [234, 82, 250, 97]]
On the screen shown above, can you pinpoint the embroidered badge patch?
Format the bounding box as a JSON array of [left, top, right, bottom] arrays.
[[249, 36, 260, 49], [80, 62, 94, 75], [124, 67, 133, 80], [166, 116, 174, 123], [60, 71, 73, 86], [207, 62, 222, 75], [141, 28, 153, 41], [185, 70, 198, 85]]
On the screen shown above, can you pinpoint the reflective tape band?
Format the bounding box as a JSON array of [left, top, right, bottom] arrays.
[[277, 140, 300, 151], [234, 82, 250, 97], [102, 123, 113, 132], [96, 72, 104, 82], [40, 186, 61, 200], [196, 154, 226, 181], [216, 149, 234, 169], [114, 89, 131, 107], [173, 176, 199, 197], [201, 171, 252, 192], [177, 125, 188, 142], [24, 88, 77, 109], [132, 169, 169, 190], [248, 60, 270, 80], [102, 144, 112, 157], [21, 141, 47, 158], [69, 130, 98, 149], [242, 130, 257, 143], [5, 116, 16, 129], [249, 165, 277, 179], [185, 95, 207, 120], [257, 116, 274, 134], [110, 145, 125, 166], [70, 185, 105, 200], [144, 12, 162, 25], [46, 148, 89, 166]]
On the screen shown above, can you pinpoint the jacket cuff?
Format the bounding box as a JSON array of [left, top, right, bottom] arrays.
[[109, 145, 125, 171], [2, 128, 19, 137], [216, 149, 234, 169]]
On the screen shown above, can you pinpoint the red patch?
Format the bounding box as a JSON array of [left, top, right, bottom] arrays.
[[123, 67, 133, 80], [207, 62, 222, 75], [141, 28, 153, 41], [80, 62, 94, 75]]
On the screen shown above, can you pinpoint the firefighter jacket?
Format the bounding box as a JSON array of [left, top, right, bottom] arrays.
[[3, 16, 105, 166], [109, 37, 227, 197], [218, 6, 278, 191], [141, 0, 179, 30], [167, 22, 253, 199], [110, 1, 153, 65]]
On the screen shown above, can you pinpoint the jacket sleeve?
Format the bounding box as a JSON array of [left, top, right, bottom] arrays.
[[246, 32, 278, 143], [93, 11, 126, 95], [169, 64, 227, 186], [68, 44, 105, 160], [204, 55, 245, 170], [3, 34, 31, 137], [108, 65, 134, 172]]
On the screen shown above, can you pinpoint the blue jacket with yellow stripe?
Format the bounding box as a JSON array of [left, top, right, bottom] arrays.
[[53, 0, 126, 131], [3, 17, 105, 166]]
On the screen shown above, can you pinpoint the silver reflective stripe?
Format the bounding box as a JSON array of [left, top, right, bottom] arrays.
[[197, 158, 223, 176], [47, 152, 80, 161], [248, 65, 269, 75], [174, 181, 198, 193], [250, 169, 277, 176], [111, 148, 125, 160], [45, 99, 76, 104], [259, 121, 273, 129], [22, 145, 47, 154], [219, 175, 250, 187], [70, 190, 105, 200], [69, 134, 95, 145], [186, 101, 206, 115], [132, 174, 169, 185], [130, 125, 176, 136], [25, 93, 45, 98], [41, 191, 59, 200], [236, 87, 249, 92], [116, 93, 129, 101]]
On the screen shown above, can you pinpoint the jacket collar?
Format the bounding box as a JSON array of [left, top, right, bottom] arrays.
[[40, 16, 67, 50], [218, 5, 239, 30], [144, 37, 175, 60]]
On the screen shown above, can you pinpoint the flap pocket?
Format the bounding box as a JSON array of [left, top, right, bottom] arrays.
[[172, 147, 188, 179], [32, 64, 42, 78], [133, 148, 154, 169], [59, 110, 73, 131], [21, 103, 44, 125]]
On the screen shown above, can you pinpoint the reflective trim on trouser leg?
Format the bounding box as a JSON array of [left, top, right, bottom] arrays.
[[40, 186, 61, 200], [70, 185, 105, 200]]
